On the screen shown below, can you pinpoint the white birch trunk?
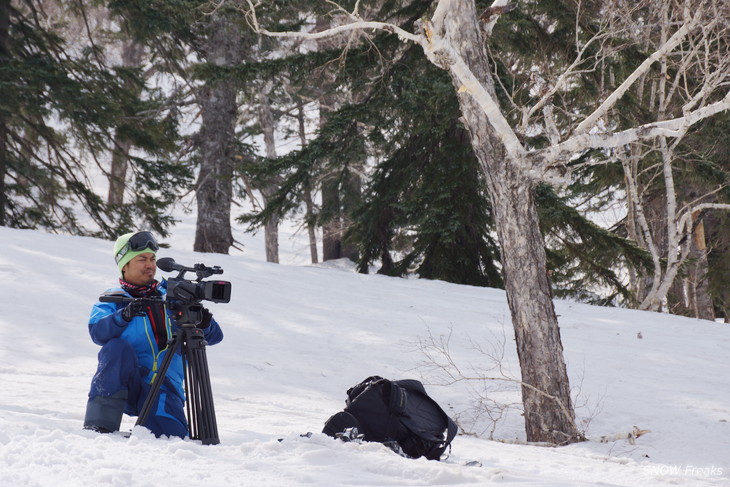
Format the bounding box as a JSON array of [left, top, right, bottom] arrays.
[[296, 103, 319, 264], [437, 0, 581, 444], [258, 81, 280, 264]]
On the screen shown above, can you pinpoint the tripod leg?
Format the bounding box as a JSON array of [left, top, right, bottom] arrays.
[[184, 329, 220, 445], [193, 347, 218, 441], [183, 352, 195, 440], [136, 332, 181, 430]]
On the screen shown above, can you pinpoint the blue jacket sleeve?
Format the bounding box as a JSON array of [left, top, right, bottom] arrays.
[[203, 315, 223, 346], [88, 301, 129, 346]]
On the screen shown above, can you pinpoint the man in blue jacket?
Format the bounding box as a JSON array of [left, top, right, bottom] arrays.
[[83, 231, 223, 438]]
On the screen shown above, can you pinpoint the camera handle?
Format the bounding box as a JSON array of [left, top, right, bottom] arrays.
[[157, 257, 223, 282]]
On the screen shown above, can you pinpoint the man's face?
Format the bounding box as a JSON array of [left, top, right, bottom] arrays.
[[122, 253, 157, 286]]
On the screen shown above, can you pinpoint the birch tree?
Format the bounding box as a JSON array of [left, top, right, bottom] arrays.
[[608, 0, 730, 314], [241, 0, 730, 443], [257, 80, 282, 263]]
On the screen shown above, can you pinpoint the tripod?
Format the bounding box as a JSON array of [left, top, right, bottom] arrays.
[[136, 322, 220, 445]]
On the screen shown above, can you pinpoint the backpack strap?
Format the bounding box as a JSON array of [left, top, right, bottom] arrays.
[[445, 415, 458, 443], [381, 379, 407, 415], [393, 379, 428, 396]]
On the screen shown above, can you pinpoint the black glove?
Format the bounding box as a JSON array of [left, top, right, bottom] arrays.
[[121, 299, 147, 322], [199, 307, 212, 329]]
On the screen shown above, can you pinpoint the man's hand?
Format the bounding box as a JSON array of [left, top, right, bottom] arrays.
[[121, 299, 147, 322], [199, 308, 213, 328]]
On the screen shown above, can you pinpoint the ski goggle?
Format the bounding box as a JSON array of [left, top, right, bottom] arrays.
[[115, 231, 160, 264]]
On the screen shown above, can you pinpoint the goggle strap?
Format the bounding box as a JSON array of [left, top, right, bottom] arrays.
[[115, 243, 130, 264]]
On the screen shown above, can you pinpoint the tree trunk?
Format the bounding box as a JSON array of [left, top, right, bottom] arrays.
[[194, 14, 241, 254], [0, 119, 6, 227], [316, 17, 360, 263], [689, 219, 715, 320], [667, 213, 715, 320], [321, 172, 361, 262], [688, 250, 715, 321], [340, 172, 361, 261], [108, 39, 144, 206], [318, 109, 354, 261], [442, 0, 581, 444], [320, 179, 340, 260], [297, 103, 319, 264], [258, 81, 280, 263], [0, 0, 9, 226]]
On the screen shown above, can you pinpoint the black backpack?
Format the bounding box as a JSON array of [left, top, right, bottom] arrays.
[[322, 376, 458, 460]]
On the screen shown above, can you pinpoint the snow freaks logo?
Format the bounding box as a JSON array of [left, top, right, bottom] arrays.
[[644, 465, 724, 477]]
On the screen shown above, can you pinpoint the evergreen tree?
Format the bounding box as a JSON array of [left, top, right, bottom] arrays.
[[535, 183, 653, 305], [0, 0, 187, 237], [346, 42, 503, 287], [109, 0, 254, 252], [239, 0, 726, 317], [240, 1, 505, 285]]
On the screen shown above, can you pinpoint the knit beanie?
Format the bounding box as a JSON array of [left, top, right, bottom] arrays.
[[113, 232, 158, 274]]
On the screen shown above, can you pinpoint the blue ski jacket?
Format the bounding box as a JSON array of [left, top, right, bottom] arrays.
[[88, 280, 224, 401]]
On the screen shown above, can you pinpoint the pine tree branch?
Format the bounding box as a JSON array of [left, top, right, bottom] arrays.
[[242, 0, 527, 163]]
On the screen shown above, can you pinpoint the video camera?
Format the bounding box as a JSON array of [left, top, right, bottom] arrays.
[[99, 257, 231, 326], [156, 257, 232, 325]]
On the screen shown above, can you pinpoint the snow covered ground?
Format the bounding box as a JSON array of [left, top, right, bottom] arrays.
[[0, 225, 728, 486]]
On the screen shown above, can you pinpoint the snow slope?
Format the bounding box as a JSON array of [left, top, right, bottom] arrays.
[[0, 226, 728, 486]]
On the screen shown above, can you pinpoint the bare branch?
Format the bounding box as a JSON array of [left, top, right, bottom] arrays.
[[243, 0, 420, 43], [542, 104, 561, 145], [540, 91, 730, 164], [480, 0, 515, 37], [416, 326, 576, 441], [523, 32, 604, 133], [575, 14, 701, 135], [677, 203, 730, 238], [431, 0, 454, 33]]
